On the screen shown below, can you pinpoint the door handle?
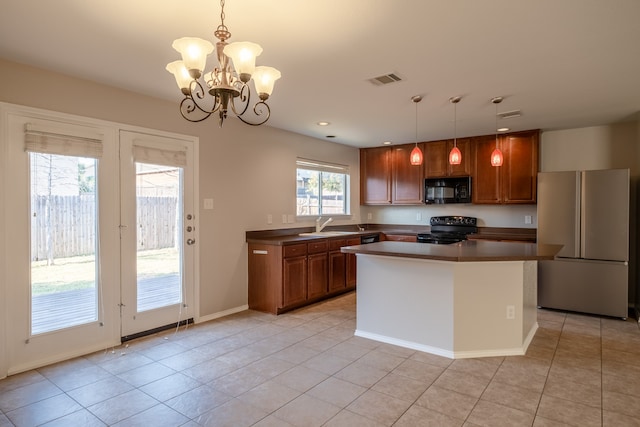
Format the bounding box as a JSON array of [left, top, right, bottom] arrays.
[[186, 238, 196, 245]]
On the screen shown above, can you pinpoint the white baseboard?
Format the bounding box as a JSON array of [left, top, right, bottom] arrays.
[[197, 304, 249, 324], [8, 339, 121, 376], [355, 324, 537, 360]]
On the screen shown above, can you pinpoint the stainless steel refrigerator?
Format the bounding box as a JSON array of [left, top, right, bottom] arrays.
[[537, 168, 629, 318]]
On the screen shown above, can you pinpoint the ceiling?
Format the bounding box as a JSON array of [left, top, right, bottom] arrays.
[[1, 0, 639, 148]]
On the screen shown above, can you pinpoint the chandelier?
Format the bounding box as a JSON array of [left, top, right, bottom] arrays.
[[166, 0, 281, 127]]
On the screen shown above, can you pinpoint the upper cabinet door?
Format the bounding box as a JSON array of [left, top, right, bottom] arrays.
[[424, 140, 449, 178], [472, 135, 502, 203], [472, 130, 539, 204], [392, 144, 424, 204], [502, 131, 539, 204], [424, 139, 472, 178], [360, 146, 391, 205]]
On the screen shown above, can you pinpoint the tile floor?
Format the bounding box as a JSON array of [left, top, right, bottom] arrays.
[[1, 292, 640, 426]]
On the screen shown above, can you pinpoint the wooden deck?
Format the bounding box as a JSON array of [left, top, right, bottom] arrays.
[[32, 274, 181, 335]]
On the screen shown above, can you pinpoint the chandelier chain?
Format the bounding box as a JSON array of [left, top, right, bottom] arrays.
[[215, 0, 231, 41]]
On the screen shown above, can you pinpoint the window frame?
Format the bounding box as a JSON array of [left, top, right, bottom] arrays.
[[296, 158, 351, 218]]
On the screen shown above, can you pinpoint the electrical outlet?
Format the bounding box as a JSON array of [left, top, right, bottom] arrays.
[[506, 305, 515, 319], [203, 198, 214, 210], [267, 214, 272, 224], [525, 215, 532, 224], [281, 214, 287, 224], [416, 213, 422, 221], [367, 213, 373, 220]]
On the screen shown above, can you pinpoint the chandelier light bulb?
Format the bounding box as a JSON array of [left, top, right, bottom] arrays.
[[171, 37, 214, 78], [165, 61, 192, 94], [224, 42, 263, 82]]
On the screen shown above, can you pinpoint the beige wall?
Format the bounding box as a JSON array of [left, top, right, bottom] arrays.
[[2, 59, 639, 317], [540, 120, 640, 306], [0, 59, 361, 318], [540, 122, 639, 174]]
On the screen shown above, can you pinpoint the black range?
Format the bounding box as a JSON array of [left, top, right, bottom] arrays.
[[417, 216, 478, 244]]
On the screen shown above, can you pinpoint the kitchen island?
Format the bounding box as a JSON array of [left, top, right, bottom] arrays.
[[341, 240, 562, 359]]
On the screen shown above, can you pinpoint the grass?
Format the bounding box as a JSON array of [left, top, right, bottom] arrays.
[[31, 248, 180, 296]]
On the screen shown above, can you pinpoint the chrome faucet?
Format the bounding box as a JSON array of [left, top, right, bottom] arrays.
[[316, 217, 333, 232]]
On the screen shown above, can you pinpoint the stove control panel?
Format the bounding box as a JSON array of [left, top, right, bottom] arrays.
[[430, 216, 477, 226]]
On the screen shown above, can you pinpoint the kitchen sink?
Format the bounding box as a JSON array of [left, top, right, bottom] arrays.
[[298, 231, 357, 237]]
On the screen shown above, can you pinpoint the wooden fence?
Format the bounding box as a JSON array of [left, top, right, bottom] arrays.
[[31, 195, 177, 260]]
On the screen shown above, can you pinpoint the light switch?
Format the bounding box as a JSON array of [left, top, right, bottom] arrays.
[[282, 214, 287, 224], [203, 198, 214, 210]]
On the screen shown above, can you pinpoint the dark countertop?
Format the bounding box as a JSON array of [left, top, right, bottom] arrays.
[[245, 224, 537, 245], [340, 240, 561, 262], [246, 230, 378, 245]]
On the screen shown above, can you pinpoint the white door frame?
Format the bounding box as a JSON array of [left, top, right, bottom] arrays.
[[119, 130, 198, 338], [0, 103, 199, 375]]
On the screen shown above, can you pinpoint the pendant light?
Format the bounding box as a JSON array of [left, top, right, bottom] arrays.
[[409, 95, 424, 166], [490, 97, 504, 167], [448, 96, 462, 165]]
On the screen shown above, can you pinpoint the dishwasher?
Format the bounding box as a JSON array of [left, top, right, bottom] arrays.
[[360, 234, 380, 244]]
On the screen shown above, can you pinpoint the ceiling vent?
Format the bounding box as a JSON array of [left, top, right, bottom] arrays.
[[369, 73, 403, 86], [497, 110, 522, 119]]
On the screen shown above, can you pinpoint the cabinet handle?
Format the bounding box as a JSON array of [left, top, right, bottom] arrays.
[[253, 250, 268, 255]]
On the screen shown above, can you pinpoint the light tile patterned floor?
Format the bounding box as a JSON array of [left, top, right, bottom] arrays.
[[1, 292, 640, 426]]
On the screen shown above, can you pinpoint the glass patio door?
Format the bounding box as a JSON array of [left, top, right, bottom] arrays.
[[4, 114, 121, 375], [119, 131, 195, 338]]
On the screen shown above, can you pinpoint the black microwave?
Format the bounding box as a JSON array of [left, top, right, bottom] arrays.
[[424, 177, 472, 204]]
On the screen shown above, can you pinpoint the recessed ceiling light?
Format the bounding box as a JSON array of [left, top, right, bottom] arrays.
[[317, 121, 330, 126], [383, 141, 392, 145], [498, 127, 510, 132]]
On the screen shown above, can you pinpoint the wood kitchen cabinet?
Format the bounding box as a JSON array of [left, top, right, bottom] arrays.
[[424, 138, 472, 178], [248, 237, 357, 315], [345, 237, 360, 288], [307, 241, 329, 300], [472, 130, 539, 204], [391, 144, 424, 204], [360, 146, 391, 204], [329, 241, 347, 293], [360, 144, 423, 205], [282, 254, 307, 307]]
